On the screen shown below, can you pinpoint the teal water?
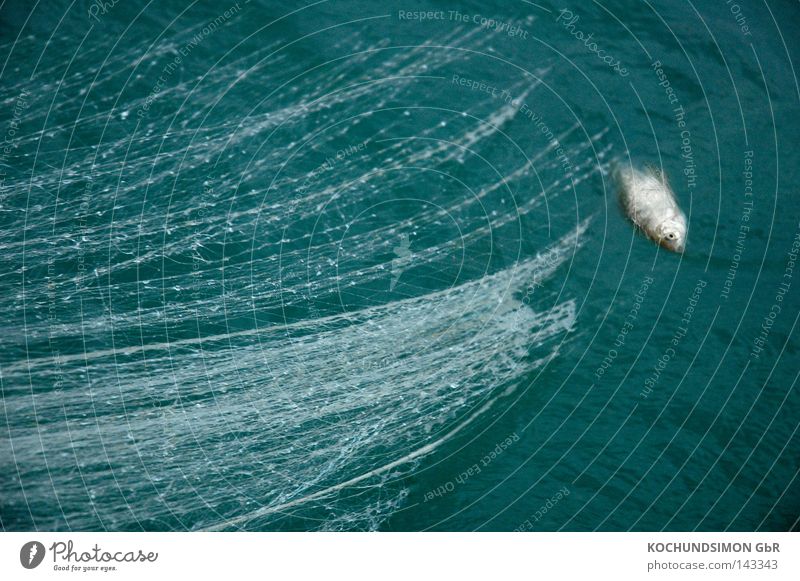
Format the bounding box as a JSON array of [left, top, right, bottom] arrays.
[[0, 0, 798, 531]]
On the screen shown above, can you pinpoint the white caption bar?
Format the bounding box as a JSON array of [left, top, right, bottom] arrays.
[[1, 532, 798, 580]]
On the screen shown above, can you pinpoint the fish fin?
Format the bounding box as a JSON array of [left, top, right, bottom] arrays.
[[643, 163, 670, 187]]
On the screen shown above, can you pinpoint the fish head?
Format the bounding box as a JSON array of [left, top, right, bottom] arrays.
[[656, 217, 687, 253]]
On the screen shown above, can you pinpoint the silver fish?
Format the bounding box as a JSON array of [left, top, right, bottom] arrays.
[[614, 164, 688, 253]]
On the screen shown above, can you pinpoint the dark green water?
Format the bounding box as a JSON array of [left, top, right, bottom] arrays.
[[1, 0, 798, 531]]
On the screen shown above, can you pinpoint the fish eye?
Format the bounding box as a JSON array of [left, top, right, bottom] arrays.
[[667, 233, 675, 239]]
